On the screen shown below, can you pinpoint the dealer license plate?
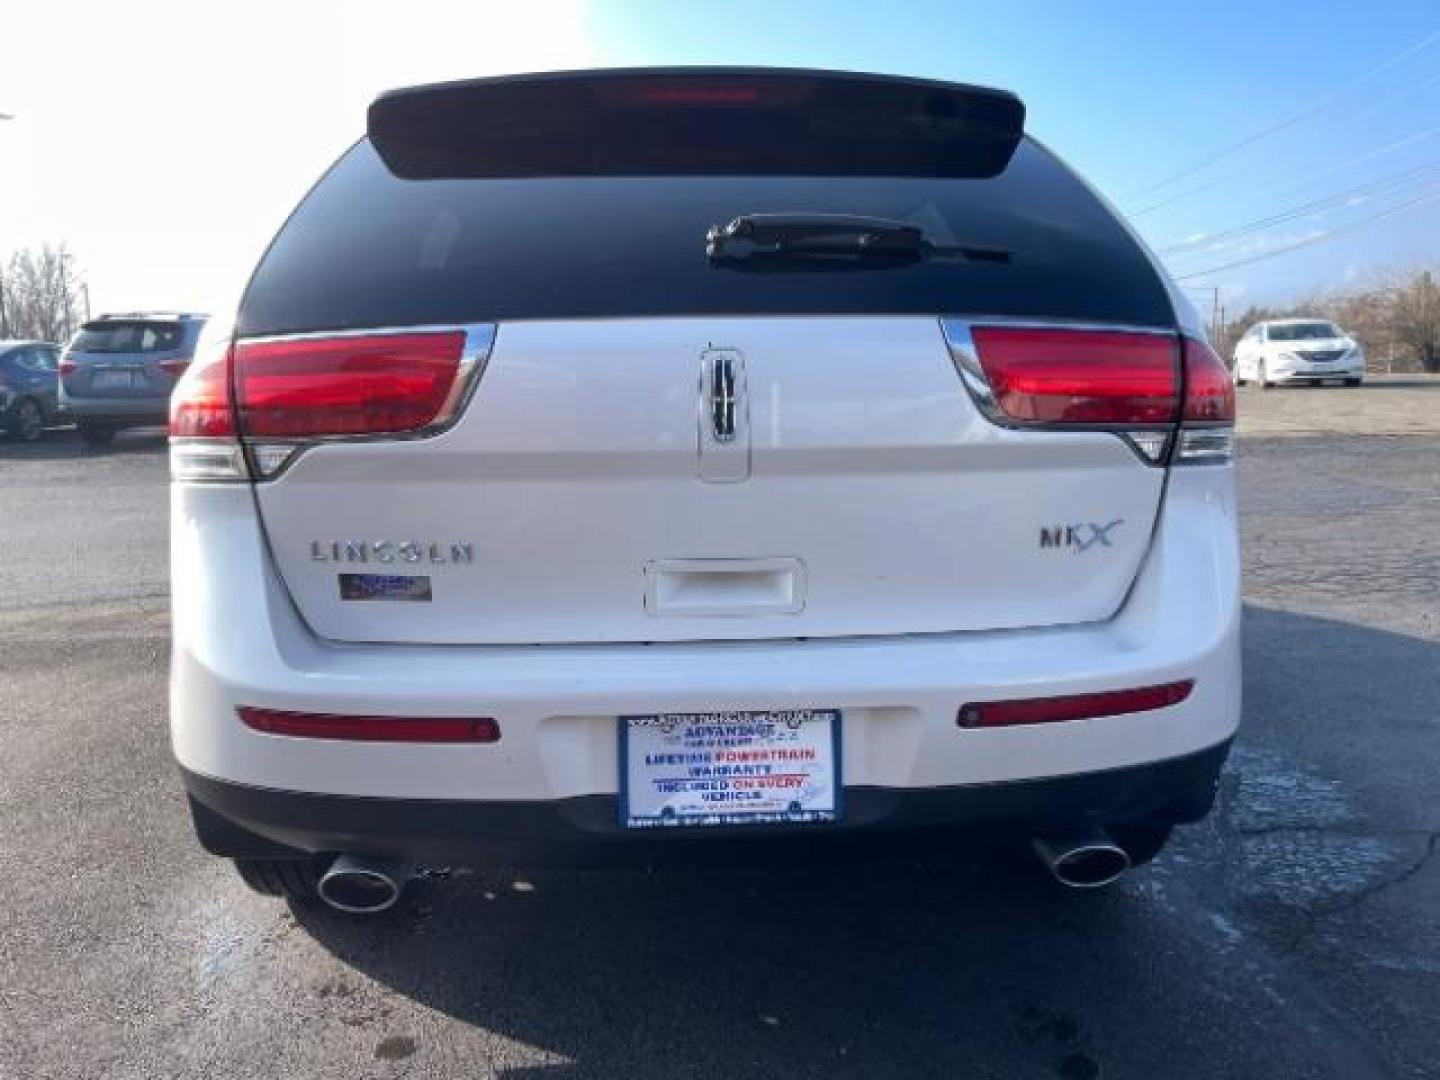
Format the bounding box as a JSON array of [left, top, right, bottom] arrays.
[[620, 710, 842, 828]]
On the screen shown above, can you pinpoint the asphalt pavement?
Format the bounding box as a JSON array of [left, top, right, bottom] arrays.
[[1, 391, 1438, 1079]]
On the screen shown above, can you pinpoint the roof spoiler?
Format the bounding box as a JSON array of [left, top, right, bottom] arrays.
[[368, 67, 1025, 180]]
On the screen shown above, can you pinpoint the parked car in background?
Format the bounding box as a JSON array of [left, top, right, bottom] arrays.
[[0, 340, 62, 442], [1232, 318, 1364, 388], [169, 68, 1238, 914], [59, 313, 207, 446]]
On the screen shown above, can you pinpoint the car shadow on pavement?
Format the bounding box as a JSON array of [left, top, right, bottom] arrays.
[[0, 427, 167, 460], [293, 848, 1137, 1078]]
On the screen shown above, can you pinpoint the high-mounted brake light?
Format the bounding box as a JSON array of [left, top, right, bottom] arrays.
[[957, 680, 1194, 729], [238, 706, 500, 743], [635, 84, 766, 105], [368, 69, 1025, 180]]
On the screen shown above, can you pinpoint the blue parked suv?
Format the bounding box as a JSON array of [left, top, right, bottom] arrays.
[[59, 313, 206, 446], [0, 340, 62, 442]]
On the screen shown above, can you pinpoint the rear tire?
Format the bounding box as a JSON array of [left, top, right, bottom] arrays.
[[1345, 377, 1362, 387], [233, 857, 325, 902], [77, 422, 117, 447], [7, 398, 45, 442], [1108, 821, 1174, 868]]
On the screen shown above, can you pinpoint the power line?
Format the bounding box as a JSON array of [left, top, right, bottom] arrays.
[[1125, 26, 1440, 201], [1173, 184, 1440, 280], [1157, 158, 1440, 256], [1130, 120, 1440, 219]]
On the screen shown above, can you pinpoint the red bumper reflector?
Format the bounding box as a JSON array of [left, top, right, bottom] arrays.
[[957, 680, 1194, 729], [238, 706, 500, 743]]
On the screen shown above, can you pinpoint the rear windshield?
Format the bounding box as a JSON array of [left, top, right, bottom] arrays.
[[239, 138, 1173, 336], [72, 321, 186, 353], [1269, 322, 1342, 341]]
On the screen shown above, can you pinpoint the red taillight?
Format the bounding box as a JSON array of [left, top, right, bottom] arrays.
[[969, 327, 1180, 425], [59, 359, 76, 377], [1181, 337, 1235, 423], [238, 706, 500, 743], [957, 680, 1194, 729], [169, 346, 235, 438], [233, 331, 465, 437], [158, 357, 192, 378]]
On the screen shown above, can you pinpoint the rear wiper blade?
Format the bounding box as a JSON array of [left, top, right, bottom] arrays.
[[705, 213, 1009, 264], [706, 213, 923, 254]]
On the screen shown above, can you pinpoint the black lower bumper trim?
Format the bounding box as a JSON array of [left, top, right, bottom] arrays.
[[182, 739, 1232, 867]]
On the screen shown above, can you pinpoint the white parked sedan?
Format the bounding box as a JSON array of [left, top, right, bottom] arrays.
[[1232, 318, 1365, 387], [168, 67, 1239, 913]]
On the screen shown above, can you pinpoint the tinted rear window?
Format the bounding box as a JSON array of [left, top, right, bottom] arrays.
[[239, 138, 1173, 336], [73, 321, 186, 353]]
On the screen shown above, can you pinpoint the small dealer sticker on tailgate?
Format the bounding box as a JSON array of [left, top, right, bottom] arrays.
[[338, 574, 433, 601]]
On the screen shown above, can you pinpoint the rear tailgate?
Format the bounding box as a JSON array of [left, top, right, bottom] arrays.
[[252, 317, 1167, 643]]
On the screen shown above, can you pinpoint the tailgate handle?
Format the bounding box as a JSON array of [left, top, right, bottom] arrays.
[[644, 558, 805, 617]]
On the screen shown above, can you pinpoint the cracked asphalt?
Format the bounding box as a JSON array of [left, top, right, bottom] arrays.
[[2, 383, 1438, 1079]]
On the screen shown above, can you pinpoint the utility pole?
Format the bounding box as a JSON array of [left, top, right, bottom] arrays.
[[58, 255, 71, 340]]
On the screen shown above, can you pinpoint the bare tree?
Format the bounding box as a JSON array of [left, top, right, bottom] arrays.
[[0, 244, 87, 342], [1389, 270, 1440, 373]]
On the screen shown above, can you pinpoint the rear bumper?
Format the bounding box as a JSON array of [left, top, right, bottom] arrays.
[[183, 738, 1233, 865], [59, 393, 169, 422]]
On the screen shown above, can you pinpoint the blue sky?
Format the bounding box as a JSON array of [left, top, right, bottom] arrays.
[[585, 0, 1440, 311], [4, 0, 1436, 315]]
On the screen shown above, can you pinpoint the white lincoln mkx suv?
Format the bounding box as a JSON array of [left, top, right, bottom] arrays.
[[169, 68, 1240, 914]]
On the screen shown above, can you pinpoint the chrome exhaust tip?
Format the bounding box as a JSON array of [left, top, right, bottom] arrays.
[[1032, 829, 1131, 889], [317, 854, 410, 914]]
